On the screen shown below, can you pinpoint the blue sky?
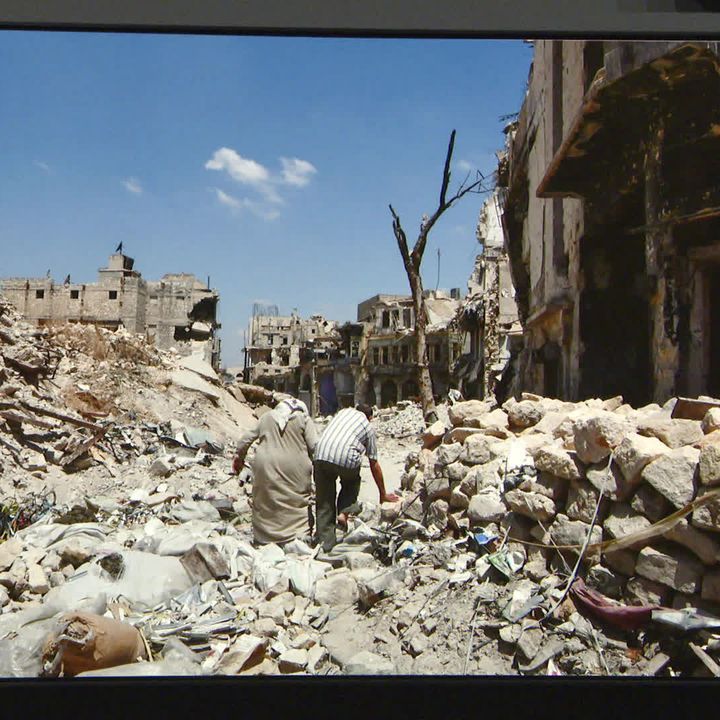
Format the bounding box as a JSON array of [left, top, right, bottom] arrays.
[[0, 32, 532, 366]]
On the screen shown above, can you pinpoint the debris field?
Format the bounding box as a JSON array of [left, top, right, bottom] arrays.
[[2, 296, 720, 677]]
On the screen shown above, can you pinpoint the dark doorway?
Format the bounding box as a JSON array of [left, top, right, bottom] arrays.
[[708, 268, 720, 398], [579, 231, 651, 406], [381, 380, 397, 408]]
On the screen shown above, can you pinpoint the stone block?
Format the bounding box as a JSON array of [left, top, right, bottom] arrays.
[[435, 443, 463, 466], [460, 434, 493, 465], [663, 518, 720, 565], [635, 546, 704, 593], [534, 444, 583, 481], [699, 445, 720, 487], [603, 504, 651, 544], [343, 651, 396, 675], [279, 648, 308, 673], [702, 408, 720, 435], [444, 461, 469, 482], [586, 460, 633, 502], [631, 485, 673, 523], [313, 572, 359, 606], [625, 575, 672, 606], [448, 400, 492, 427], [507, 400, 545, 429], [573, 412, 632, 465], [614, 433, 670, 484], [641, 447, 699, 509], [549, 514, 602, 564], [504, 490, 556, 522], [565, 478, 604, 524], [467, 489, 507, 525], [603, 549, 637, 577], [638, 418, 704, 449], [692, 493, 720, 533]]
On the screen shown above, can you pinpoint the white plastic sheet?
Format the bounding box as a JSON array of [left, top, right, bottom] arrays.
[[43, 550, 193, 611]]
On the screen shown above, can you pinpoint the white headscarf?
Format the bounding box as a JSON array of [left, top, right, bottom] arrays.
[[270, 397, 309, 433]]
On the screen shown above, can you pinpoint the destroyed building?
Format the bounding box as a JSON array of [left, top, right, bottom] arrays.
[[356, 292, 464, 408], [499, 40, 720, 406], [243, 308, 344, 415], [0, 253, 221, 370], [455, 190, 522, 402]]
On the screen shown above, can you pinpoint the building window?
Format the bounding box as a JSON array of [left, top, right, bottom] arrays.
[[381, 347, 389, 365], [403, 309, 412, 327], [350, 340, 360, 358], [381, 310, 390, 328], [35, 289, 44, 299], [70, 290, 79, 299], [401, 345, 409, 363], [282, 337, 288, 345], [109, 290, 118, 300], [373, 348, 380, 365], [391, 346, 399, 364]]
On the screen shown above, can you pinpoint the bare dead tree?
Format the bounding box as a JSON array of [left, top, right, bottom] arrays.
[[390, 130, 488, 425]]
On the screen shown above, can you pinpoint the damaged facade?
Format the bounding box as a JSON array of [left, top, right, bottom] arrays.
[[242, 292, 463, 415], [499, 40, 720, 406], [454, 191, 522, 402], [0, 253, 221, 369], [356, 291, 463, 409], [243, 310, 345, 415]]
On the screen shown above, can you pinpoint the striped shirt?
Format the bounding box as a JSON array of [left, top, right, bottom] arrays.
[[314, 408, 378, 470]]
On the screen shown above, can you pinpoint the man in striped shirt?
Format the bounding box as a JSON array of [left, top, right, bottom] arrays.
[[313, 404, 399, 551]]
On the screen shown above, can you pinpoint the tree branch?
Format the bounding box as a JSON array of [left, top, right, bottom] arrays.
[[439, 130, 456, 208], [390, 204, 415, 277]]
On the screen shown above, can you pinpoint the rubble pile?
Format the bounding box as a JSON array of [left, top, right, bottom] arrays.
[[5, 291, 720, 676], [0, 297, 256, 503], [359, 392, 720, 675]]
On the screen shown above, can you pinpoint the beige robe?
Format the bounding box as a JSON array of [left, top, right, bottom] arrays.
[[237, 411, 318, 545]]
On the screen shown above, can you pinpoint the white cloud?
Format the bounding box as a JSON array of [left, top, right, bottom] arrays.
[[34, 160, 52, 174], [214, 187, 242, 209], [456, 159, 473, 173], [205, 147, 270, 186], [205, 147, 316, 219], [122, 177, 143, 194], [280, 157, 317, 187], [211, 187, 280, 221]]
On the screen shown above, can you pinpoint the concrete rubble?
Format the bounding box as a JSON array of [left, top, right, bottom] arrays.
[[3, 297, 720, 677]]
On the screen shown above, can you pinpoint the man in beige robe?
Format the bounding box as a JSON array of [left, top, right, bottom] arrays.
[[233, 398, 318, 545]]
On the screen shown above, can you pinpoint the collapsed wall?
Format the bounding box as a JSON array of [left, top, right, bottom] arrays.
[[390, 394, 720, 614]]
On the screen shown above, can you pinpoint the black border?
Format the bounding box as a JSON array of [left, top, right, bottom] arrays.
[[0, 0, 718, 37], [1, 1, 720, 718]]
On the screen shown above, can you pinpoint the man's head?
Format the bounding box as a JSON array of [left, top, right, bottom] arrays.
[[355, 403, 373, 420]]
